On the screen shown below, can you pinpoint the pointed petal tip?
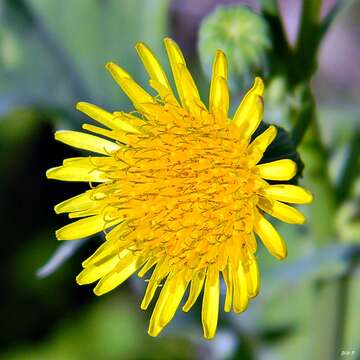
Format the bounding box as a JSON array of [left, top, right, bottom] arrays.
[[55, 223, 89, 241], [140, 303, 148, 311], [46, 168, 55, 179], [274, 248, 287, 260], [298, 216, 306, 225], [268, 124, 277, 133], [54, 204, 62, 214], [248, 289, 260, 299], [253, 77, 264, 95], [148, 323, 163, 337], [233, 304, 249, 314], [54, 130, 66, 139], [76, 101, 90, 112], [55, 229, 65, 241], [93, 285, 104, 296], [163, 37, 173, 44], [55, 228, 74, 241], [203, 330, 215, 340], [106, 61, 129, 77], [76, 273, 85, 285], [135, 42, 149, 57], [304, 190, 314, 203], [105, 61, 115, 70], [134, 41, 145, 49]]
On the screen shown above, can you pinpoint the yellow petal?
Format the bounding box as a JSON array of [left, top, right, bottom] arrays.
[[54, 191, 93, 214], [254, 213, 287, 260], [113, 111, 147, 129], [76, 254, 119, 284], [264, 184, 313, 204], [233, 77, 264, 140], [258, 198, 306, 224], [222, 263, 233, 312], [68, 208, 99, 219], [138, 257, 158, 278], [106, 62, 154, 109], [46, 164, 108, 182], [148, 273, 188, 337], [82, 239, 124, 268], [56, 214, 122, 240], [182, 270, 206, 312], [209, 76, 229, 116], [202, 266, 220, 339], [55, 130, 120, 155], [62, 157, 112, 167], [209, 50, 229, 115], [232, 261, 248, 313], [164, 37, 187, 106], [244, 254, 260, 298], [93, 254, 143, 295], [82, 124, 116, 140], [257, 159, 297, 181], [149, 79, 178, 105], [211, 50, 228, 80], [178, 63, 206, 115], [158, 276, 188, 328], [76, 102, 141, 133], [135, 42, 178, 105], [141, 260, 169, 310], [248, 125, 277, 164], [247, 232, 257, 253], [61, 157, 127, 175]]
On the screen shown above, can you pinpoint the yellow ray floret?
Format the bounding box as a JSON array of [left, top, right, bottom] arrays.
[[47, 38, 312, 339]]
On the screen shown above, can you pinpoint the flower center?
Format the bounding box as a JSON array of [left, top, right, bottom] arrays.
[[93, 103, 261, 273]]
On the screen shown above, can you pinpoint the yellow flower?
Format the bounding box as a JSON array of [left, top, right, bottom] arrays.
[[47, 38, 312, 339]]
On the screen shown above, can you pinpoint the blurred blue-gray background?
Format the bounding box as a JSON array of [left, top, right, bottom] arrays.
[[0, 1, 359, 359]]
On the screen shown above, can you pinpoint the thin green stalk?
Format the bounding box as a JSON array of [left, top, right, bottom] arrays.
[[291, 86, 315, 147], [337, 130, 360, 203], [301, 121, 340, 360], [290, 2, 354, 358], [260, 1, 354, 357], [259, 0, 293, 77], [290, 0, 323, 83]]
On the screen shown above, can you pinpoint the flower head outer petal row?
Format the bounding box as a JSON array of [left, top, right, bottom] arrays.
[[47, 38, 312, 340]]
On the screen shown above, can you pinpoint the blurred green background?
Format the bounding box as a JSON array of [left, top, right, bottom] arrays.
[[0, 1, 359, 359]]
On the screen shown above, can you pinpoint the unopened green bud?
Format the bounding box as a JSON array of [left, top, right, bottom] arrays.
[[198, 5, 271, 92]]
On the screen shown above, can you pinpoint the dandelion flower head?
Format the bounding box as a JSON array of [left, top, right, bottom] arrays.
[[47, 38, 312, 339]]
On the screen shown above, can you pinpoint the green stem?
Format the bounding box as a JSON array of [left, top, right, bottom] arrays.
[[290, 0, 323, 83], [262, 1, 354, 357], [302, 120, 337, 242], [259, 0, 293, 77], [287, 2, 354, 358], [336, 130, 360, 203], [291, 85, 315, 147], [301, 121, 340, 360]]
